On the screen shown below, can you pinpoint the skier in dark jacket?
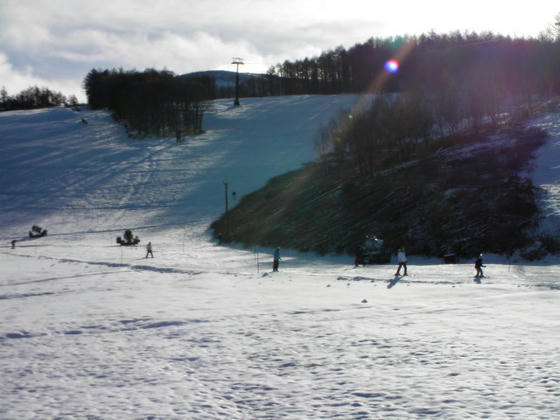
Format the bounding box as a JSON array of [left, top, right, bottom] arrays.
[[474, 253, 485, 277], [273, 247, 281, 272]]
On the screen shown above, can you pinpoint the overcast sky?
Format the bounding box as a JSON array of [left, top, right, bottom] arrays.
[[1, 0, 558, 102]]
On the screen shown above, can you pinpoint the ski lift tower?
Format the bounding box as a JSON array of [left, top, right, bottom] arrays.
[[231, 57, 244, 106]]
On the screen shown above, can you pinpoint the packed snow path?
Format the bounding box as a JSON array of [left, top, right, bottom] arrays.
[[1, 97, 559, 419]]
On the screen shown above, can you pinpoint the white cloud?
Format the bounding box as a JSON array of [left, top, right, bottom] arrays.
[[0, 53, 44, 93], [0, 0, 558, 100], [0, 53, 85, 101]]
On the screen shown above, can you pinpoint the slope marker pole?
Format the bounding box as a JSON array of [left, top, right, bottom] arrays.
[[256, 247, 260, 274]]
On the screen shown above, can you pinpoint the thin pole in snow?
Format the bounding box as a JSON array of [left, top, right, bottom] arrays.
[[255, 247, 260, 274], [224, 181, 230, 238], [224, 181, 229, 213]]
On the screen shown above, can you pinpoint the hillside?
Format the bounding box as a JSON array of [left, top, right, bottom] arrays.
[[212, 103, 560, 259], [183, 70, 264, 88], [0, 95, 357, 241], [1, 96, 560, 419]]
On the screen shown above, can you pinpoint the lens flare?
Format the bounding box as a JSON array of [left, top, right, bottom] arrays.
[[384, 59, 399, 74]]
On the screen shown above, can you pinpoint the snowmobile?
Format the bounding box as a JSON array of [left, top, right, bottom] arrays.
[[355, 235, 391, 265], [29, 225, 47, 238], [116, 229, 140, 246]]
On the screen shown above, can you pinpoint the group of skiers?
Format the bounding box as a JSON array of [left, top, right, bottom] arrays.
[[392, 247, 486, 278], [140, 242, 282, 270], [273, 246, 485, 278], [392, 247, 485, 278], [140, 241, 485, 278]]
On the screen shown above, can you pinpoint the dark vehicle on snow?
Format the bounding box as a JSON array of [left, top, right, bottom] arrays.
[[29, 225, 47, 238], [116, 229, 140, 246], [355, 235, 391, 265]]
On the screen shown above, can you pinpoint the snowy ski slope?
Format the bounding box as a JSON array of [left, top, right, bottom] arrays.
[[0, 96, 559, 419]]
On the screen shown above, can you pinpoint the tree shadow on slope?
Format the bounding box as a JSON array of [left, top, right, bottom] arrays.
[[211, 125, 552, 259]]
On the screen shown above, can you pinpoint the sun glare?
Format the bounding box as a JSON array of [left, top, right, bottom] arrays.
[[384, 59, 399, 74]]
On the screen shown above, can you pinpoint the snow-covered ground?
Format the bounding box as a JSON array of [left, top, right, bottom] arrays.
[[1, 96, 559, 419]]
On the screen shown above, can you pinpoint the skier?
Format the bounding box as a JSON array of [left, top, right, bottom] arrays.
[[394, 247, 408, 276], [145, 241, 154, 258], [273, 247, 281, 272], [354, 245, 364, 267], [474, 253, 485, 277]]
